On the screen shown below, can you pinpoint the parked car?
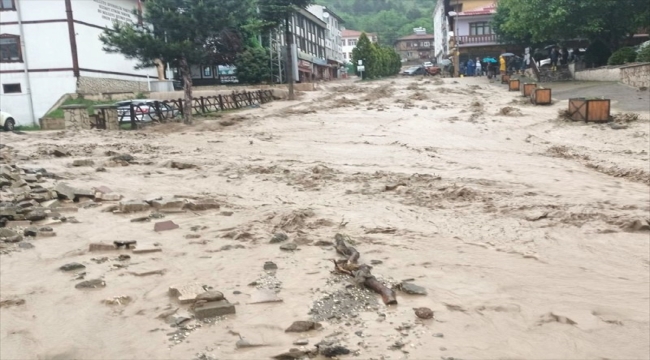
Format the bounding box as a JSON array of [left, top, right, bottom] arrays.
[[115, 99, 179, 123], [0, 110, 16, 131], [423, 61, 434, 68], [402, 66, 426, 76]]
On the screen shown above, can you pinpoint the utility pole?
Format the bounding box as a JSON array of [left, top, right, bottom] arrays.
[[284, 15, 295, 100]]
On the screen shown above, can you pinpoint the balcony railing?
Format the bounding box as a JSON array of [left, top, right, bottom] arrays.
[[455, 34, 498, 45]]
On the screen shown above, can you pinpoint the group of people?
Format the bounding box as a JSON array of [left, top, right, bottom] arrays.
[[549, 47, 571, 71], [460, 56, 508, 78]]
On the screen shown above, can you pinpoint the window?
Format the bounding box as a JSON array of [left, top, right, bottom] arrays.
[[1, 0, 15, 10], [423, 41, 430, 47], [203, 66, 212, 78], [3, 83, 21, 93], [0, 34, 21, 62], [470, 22, 492, 35], [348, 39, 356, 46]]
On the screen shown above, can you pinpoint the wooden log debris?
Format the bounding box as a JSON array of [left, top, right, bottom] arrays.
[[331, 233, 397, 305]]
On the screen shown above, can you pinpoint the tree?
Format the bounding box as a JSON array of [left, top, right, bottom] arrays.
[[351, 33, 401, 79], [493, 0, 649, 49], [352, 33, 376, 79], [234, 44, 271, 84], [100, 0, 253, 124], [259, 0, 313, 100]]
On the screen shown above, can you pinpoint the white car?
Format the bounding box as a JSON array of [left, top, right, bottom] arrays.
[[423, 61, 434, 68], [0, 110, 16, 131]]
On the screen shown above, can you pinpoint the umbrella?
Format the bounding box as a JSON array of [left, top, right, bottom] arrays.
[[544, 44, 557, 50], [439, 59, 452, 66], [500, 53, 515, 57], [483, 57, 497, 63]]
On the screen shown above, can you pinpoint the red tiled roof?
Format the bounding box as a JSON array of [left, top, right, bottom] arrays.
[[395, 33, 435, 41], [342, 29, 377, 38], [458, 2, 497, 16]]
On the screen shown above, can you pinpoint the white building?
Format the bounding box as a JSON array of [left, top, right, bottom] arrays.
[[0, 0, 156, 126], [341, 29, 378, 63], [306, 4, 345, 71]]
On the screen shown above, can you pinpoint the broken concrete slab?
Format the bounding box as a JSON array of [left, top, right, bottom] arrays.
[[169, 283, 207, 304], [40, 199, 60, 209], [89, 242, 118, 252], [93, 186, 113, 194], [193, 300, 235, 319], [0, 228, 22, 243], [285, 321, 322, 333], [95, 192, 122, 201], [129, 268, 166, 276], [150, 198, 185, 210], [132, 247, 162, 254], [184, 200, 220, 211], [53, 183, 76, 201], [52, 147, 71, 157], [5, 220, 31, 228], [248, 289, 283, 304], [170, 161, 197, 170], [118, 200, 150, 213], [399, 282, 428, 295], [154, 220, 179, 232]]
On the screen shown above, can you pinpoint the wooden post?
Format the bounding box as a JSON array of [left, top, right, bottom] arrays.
[[177, 98, 184, 117], [218, 95, 224, 110], [129, 103, 136, 130], [232, 93, 239, 109], [199, 96, 206, 114], [247, 91, 253, 105]]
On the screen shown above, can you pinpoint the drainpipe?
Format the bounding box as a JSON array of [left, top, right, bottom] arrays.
[[16, 0, 36, 126]]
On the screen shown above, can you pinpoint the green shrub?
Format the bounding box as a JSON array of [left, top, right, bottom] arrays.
[[608, 47, 637, 65], [637, 44, 650, 63]]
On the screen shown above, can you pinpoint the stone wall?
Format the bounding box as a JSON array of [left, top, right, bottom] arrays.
[[574, 66, 621, 82], [39, 118, 65, 130], [620, 63, 650, 89], [77, 76, 149, 95], [63, 106, 91, 131]]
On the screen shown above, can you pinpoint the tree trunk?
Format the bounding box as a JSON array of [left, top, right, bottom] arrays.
[[284, 15, 295, 100], [154, 59, 165, 80], [179, 56, 193, 125]]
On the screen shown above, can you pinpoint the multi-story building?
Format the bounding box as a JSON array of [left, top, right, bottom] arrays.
[[307, 4, 345, 79], [434, 0, 511, 66], [0, 0, 157, 126], [341, 29, 378, 63], [394, 28, 435, 62]]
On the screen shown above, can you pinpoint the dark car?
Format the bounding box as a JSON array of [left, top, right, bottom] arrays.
[[402, 66, 426, 76]]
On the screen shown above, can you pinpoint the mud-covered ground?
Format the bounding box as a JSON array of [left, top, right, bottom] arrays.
[[1, 76, 649, 360]]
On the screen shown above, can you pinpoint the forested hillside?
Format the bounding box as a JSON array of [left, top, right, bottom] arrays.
[[316, 0, 434, 45]]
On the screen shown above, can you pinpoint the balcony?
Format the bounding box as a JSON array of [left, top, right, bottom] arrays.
[[455, 34, 498, 46]]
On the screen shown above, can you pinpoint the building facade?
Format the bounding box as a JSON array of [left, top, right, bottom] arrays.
[[394, 28, 435, 62], [0, 0, 156, 126], [341, 29, 377, 63], [306, 4, 345, 78]]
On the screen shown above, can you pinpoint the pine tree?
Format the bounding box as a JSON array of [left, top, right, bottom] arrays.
[[100, 0, 254, 124]]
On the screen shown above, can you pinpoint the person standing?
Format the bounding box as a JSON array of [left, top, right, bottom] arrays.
[[475, 57, 482, 77], [550, 48, 559, 71], [499, 56, 506, 75]]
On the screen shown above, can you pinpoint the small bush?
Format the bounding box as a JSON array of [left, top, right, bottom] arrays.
[[585, 40, 611, 68], [608, 47, 637, 65], [637, 44, 650, 63]]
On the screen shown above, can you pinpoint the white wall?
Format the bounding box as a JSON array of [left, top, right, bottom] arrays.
[[574, 67, 622, 82], [72, 0, 156, 79], [0, 72, 76, 126], [456, 15, 493, 36]]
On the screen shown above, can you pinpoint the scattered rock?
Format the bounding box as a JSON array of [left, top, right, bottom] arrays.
[[270, 232, 288, 243], [119, 200, 150, 213], [272, 349, 308, 360], [171, 161, 197, 170], [185, 234, 201, 239], [293, 339, 309, 346], [25, 209, 47, 221], [132, 247, 162, 254], [370, 260, 383, 265], [75, 279, 106, 289], [52, 147, 71, 157], [96, 167, 107, 172], [0, 228, 22, 243], [72, 159, 95, 167], [151, 197, 185, 210], [0, 298, 26, 308], [23, 226, 38, 237], [89, 242, 118, 251], [414, 307, 434, 319], [623, 219, 650, 232], [264, 261, 278, 271], [318, 344, 351, 358], [235, 338, 267, 349], [131, 216, 151, 223], [169, 283, 208, 304], [285, 321, 322, 333], [314, 240, 333, 247], [280, 243, 298, 251], [18, 242, 34, 249], [154, 220, 179, 232], [399, 282, 428, 295], [184, 200, 220, 211], [433, 333, 444, 338], [60, 262, 86, 272], [220, 211, 234, 216], [111, 154, 134, 163]]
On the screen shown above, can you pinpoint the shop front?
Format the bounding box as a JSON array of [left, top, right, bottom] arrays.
[[297, 59, 312, 83]]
